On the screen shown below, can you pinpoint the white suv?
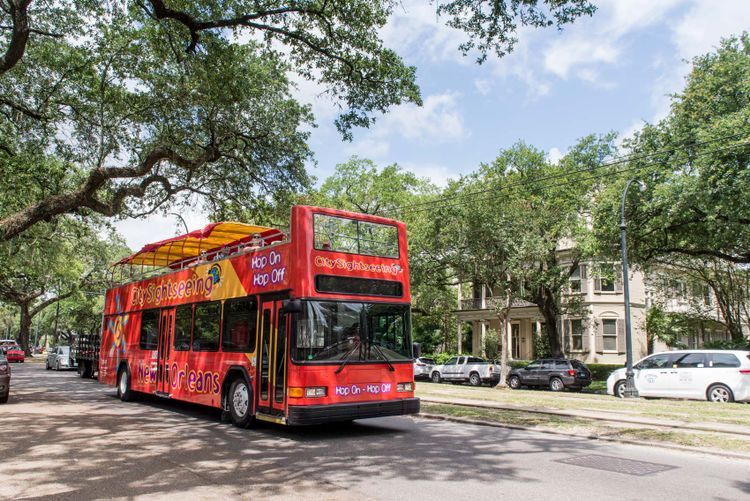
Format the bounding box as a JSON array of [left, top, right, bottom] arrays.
[[607, 350, 750, 403]]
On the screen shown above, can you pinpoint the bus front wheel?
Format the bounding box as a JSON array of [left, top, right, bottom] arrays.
[[228, 378, 255, 428]]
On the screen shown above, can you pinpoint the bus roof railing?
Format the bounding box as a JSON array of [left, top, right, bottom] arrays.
[[108, 221, 288, 287]]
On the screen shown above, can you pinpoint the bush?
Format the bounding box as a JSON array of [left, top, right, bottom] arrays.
[[703, 339, 750, 350]]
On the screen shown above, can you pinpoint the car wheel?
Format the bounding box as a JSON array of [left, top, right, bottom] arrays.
[[549, 377, 564, 392], [0, 393, 7, 404], [707, 384, 734, 403], [45, 360, 50, 370], [431, 371, 442, 384], [228, 378, 255, 428], [469, 372, 482, 387], [55, 361, 60, 371], [614, 380, 626, 398], [81, 361, 92, 379], [508, 375, 521, 390], [117, 366, 136, 402]]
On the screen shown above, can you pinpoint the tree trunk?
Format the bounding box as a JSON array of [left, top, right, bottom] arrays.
[[18, 301, 33, 356], [535, 287, 562, 357]]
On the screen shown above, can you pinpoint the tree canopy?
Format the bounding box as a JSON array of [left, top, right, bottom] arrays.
[[0, 0, 596, 242], [592, 34, 750, 266]]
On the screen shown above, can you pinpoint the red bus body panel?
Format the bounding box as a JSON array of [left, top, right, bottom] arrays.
[[99, 206, 417, 424]]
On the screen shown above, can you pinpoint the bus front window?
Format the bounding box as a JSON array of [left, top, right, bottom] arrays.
[[293, 301, 411, 363]]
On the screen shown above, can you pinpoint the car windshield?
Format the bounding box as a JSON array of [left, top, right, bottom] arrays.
[[420, 358, 436, 364], [293, 300, 411, 363]]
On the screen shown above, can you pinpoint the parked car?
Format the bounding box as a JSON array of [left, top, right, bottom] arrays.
[[0, 353, 10, 403], [46, 346, 76, 371], [431, 356, 501, 386], [507, 358, 592, 392], [413, 357, 436, 380], [607, 350, 750, 403], [3, 345, 25, 363]]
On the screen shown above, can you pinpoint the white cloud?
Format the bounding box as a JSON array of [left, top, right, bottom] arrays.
[[399, 161, 458, 187], [381, 1, 471, 64], [384, 92, 467, 141], [541, 0, 684, 84], [670, 0, 750, 58], [547, 147, 564, 164], [474, 79, 492, 95], [643, 0, 750, 123], [544, 39, 619, 79], [344, 137, 391, 159], [114, 211, 209, 252]]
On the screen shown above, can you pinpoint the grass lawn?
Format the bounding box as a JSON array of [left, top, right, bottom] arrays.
[[415, 381, 750, 427], [420, 402, 750, 455]]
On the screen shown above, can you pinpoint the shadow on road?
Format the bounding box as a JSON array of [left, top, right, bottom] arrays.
[[0, 363, 646, 499]]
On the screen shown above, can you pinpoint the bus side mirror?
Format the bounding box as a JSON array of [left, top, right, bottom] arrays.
[[281, 299, 302, 314], [412, 342, 421, 359]]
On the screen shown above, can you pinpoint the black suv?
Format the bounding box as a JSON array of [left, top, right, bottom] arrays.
[[507, 358, 591, 392]]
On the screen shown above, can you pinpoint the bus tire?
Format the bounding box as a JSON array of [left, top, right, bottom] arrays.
[[117, 365, 136, 402], [81, 361, 92, 379], [228, 377, 255, 428]]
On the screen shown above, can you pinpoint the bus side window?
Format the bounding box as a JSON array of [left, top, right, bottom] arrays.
[[192, 302, 220, 352], [139, 310, 160, 350], [222, 297, 258, 352], [173, 304, 193, 351]]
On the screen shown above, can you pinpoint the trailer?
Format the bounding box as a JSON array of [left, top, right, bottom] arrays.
[[75, 333, 99, 379]]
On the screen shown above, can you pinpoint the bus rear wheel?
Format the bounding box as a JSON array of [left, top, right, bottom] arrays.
[[228, 378, 255, 428], [80, 361, 93, 379], [117, 366, 136, 402]]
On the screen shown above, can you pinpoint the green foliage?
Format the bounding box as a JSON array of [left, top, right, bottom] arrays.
[[592, 34, 750, 266], [483, 328, 502, 360], [703, 339, 750, 350], [645, 306, 688, 350], [0, 0, 595, 241], [533, 327, 552, 358]]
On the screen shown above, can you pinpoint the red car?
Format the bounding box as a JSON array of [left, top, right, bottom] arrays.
[[4, 345, 24, 363]]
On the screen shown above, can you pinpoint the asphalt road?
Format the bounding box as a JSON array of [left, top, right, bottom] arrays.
[[1, 363, 749, 501]]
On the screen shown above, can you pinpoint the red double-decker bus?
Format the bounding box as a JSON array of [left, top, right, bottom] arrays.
[[99, 206, 419, 426]]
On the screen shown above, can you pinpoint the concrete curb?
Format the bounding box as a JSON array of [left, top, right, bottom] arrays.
[[420, 397, 750, 437], [416, 412, 750, 462]]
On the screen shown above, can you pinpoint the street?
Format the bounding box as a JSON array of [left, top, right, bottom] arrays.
[[1, 363, 749, 501]]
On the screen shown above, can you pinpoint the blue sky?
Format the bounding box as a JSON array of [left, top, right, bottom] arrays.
[[116, 0, 750, 250]]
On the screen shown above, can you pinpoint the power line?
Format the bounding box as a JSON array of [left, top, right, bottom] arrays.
[[388, 140, 750, 217], [379, 131, 750, 217]]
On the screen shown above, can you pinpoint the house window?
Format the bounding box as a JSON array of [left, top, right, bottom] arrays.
[[570, 266, 581, 292], [600, 277, 615, 292], [602, 319, 617, 351], [571, 319, 583, 350]]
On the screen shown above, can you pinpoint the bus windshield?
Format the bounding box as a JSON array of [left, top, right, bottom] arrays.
[[293, 301, 411, 363]]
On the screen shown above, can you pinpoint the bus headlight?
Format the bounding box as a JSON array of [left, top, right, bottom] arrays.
[[305, 387, 327, 398], [397, 382, 414, 392]]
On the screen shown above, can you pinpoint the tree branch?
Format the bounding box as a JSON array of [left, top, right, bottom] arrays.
[[0, 143, 221, 241], [0, 0, 33, 77]]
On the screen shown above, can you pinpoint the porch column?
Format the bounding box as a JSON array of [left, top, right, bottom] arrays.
[[480, 322, 486, 357], [457, 321, 462, 353], [506, 315, 513, 360]]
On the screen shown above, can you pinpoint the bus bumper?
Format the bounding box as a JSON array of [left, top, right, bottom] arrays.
[[287, 398, 420, 426]]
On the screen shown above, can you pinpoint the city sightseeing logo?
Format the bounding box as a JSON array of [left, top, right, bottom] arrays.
[[108, 294, 128, 364], [130, 265, 223, 307], [314, 256, 403, 275]]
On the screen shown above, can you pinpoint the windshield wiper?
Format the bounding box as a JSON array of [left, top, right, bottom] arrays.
[[369, 343, 395, 372], [334, 340, 361, 374]]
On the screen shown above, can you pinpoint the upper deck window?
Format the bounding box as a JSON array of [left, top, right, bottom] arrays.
[[313, 214, 399, 258]]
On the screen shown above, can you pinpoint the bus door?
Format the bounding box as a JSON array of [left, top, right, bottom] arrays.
[[157, 308, 174, 395], [256, 298, 288, 415]]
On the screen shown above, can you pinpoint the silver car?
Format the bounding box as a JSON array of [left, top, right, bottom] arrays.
[[46, 346, 76, 371], [413, 357, 436, 380]]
